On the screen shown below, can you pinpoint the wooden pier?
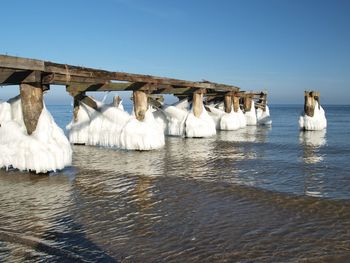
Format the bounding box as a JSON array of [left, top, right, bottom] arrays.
[[0, 54, 268, 133]]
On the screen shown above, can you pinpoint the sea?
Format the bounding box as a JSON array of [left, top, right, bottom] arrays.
[[0, 104, 350, 262]]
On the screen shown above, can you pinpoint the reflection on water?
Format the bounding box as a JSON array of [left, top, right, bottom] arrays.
[[1, 105, 350, 261], [299, 130, 327, 197]]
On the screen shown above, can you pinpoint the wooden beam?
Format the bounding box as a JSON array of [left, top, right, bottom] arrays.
[[20, 83, 43, 135], [133, 90, 148, 121], [0, 69, 41, 85], [0, 55, 44, 71], [1, 55, 240, 92]]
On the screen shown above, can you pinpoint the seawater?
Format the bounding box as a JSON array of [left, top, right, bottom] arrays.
[[0, 104, 350, 262]]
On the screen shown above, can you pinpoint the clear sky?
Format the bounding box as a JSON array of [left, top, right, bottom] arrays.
[[1, 0, 349, 104]]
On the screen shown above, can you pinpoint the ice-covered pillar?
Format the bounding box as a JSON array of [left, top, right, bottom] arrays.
[[133, 90, 148, 121], [243, 95, 253, 112], [304, 91, 319, 117], [224, 94, 232, 113], [259, 93, 267, 111], [20, 83, 44, 135], [192, 91, 204, 118], [233, 95, 240, 112], [113, 96, 122, 107]]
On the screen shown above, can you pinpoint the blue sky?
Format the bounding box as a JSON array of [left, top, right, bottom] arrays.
[[1, 0, 349, 104]]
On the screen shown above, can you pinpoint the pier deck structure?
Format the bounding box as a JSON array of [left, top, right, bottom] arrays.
[[0, 54, 267, 134]]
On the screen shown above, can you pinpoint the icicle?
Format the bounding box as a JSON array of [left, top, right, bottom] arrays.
[[185, 105, 216, 137]]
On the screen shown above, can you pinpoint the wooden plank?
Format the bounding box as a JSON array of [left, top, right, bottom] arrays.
[[1, 55, 240, 92], [0, 55, 44, 71], [0, 69, 41, 85], [20, 83, 43, 134]]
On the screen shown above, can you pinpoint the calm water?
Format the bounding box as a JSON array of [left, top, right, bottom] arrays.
[[1, 105, 350, 262]]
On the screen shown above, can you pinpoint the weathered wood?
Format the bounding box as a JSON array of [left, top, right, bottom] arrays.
[[1, 55, 240, 92], [192, 92, 204, 117], [224, 95, 232, 113], [113, 96, 122, 107], [243, 95, 253, 112], [72, 93, 99, 122], [20, 83, 43, 135], [0, 55, 44, 71], [233, 95, 240, 112], [304, 91, 320, 117], [0, 69, 41, 85], [133, 91, 148, 121]]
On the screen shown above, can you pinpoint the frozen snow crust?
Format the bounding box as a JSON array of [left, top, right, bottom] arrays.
[[299, 101, 327, 131], [163, 99, 216, 137], [0, 98, 72, 173], [67, 100, 165, 150], [256, 105, 272, 125], [207, 105, 247, 131]]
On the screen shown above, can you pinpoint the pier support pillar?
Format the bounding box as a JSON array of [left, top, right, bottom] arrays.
[[113, 96, 122, 108], [243, 95, 253, 112], [133, 90, 148, 121], [20, 83, 43, 135], [224, 95, 232, 113], [304, 91, 320, 117], [193, 91, 204, 118], [233, 95, 240, 113]]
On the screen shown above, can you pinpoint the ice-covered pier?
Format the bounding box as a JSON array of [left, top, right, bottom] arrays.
[[0, 54, 272, 173]]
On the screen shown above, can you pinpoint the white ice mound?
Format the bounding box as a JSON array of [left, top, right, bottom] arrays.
[[299, 101, 327, 131], [67, 100, 165, 150], [256, 105, 272, 125], [120, 109, 165, 150], [244, 100, 257, 126], [221, 108, 247, 130], [0, 99, 72, 173], [163, 100, 189, 136], [185, 106, 216, 138], [207, 106, 224, 129]]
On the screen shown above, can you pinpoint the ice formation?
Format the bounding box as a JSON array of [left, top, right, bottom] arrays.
[[299, 101, 327, 131], [163, 99, 216, 137], [244, 100, 257, 125], [207, 106, 246, 131], [0, 98, 72, 173], [185, 106, 216, 137], [256, 105, 272, 125], [67, 99, 165, 150]]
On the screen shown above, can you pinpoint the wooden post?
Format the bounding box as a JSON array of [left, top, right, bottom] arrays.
[[73, 94, 80, 122], [20, 83, 43, 135], [224, 95, 232, 113], [133, 90, 148, 121], [233, 95, 240, 112], [192, 91, 204, 117], [113, 96, 122, 107], [243, 95, 252, 112], [304, 91, 319, 117]]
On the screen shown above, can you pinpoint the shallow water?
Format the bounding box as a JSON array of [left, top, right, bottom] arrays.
[[1, 105, 350, 262]]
